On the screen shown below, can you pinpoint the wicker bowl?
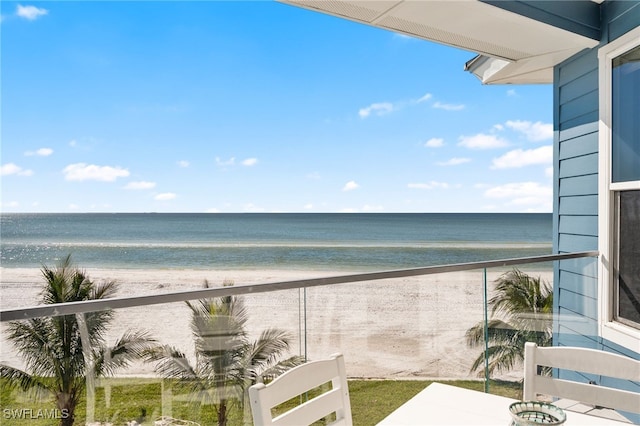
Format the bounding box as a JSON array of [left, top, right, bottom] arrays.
[[509, 401, 567, 425]]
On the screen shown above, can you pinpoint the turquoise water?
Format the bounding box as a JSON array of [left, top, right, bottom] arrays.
[[0, 213, 552, 271]]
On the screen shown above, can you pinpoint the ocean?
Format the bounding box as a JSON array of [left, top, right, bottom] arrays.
[[0, 213, 552, 271]]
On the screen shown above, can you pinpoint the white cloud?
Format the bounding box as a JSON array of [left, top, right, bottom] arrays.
[[1, 163, 33, 176], [505, 120, 553, 142], [206, 208, 220, 213], [359, 102, 394, 118], [306, 172, 321, 180], [392, 33, 413, 41], [214, 157, 257, 167], [408, 181, 449, 190], [424, 138, 444, 148], [25, 148, 53, 157], [2, 201, 20, 208], [358, 92, 435, 119], [484, 182, 552, 210], [178, 160, 190, 168], [243, 203, 265, 212], [507, 89, 517, 97], [304, 203, 313, 210], [68, 204, 79, 210], [63, 163, 130, 182], [491, 145, 552, 169], [216, 157, 235, 166], [362, 204, 384, 212], [417, 93, 433, 103], [437, 157, 471, 166], [242, 158, 258, 166], [342, 181, 360, 191], [16, 4, 48, 20], [124, 181, 156, 190], [69, 140, 77, 147], [155, 193, 176, 201], [433, 101, 465, 111], [458, 133, 509, 150]]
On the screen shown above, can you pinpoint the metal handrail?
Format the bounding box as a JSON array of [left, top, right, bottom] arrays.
[[0, 251, 598, 322]]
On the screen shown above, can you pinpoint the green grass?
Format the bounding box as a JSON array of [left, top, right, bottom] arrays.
[[1, 378, 522, 425]]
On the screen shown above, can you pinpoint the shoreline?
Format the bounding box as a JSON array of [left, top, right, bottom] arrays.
[[1, 267, 553, 380]]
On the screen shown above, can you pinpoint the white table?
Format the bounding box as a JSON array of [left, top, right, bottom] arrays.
[[377, 383, 631, 425]]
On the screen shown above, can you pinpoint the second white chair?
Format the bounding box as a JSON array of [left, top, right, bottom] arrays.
[[523, 342, 640, 415], [248, 353, 352, 426]]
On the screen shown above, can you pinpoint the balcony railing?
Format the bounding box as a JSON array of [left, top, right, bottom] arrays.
[[0, 251, 598, 425]]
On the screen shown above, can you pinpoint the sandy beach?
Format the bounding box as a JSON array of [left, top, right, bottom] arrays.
[[1, 267, 551, 381]]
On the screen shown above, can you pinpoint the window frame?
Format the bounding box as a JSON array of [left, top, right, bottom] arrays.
[[598, 26, 640, 351]]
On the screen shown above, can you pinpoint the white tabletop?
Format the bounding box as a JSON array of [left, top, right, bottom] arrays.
[[377, 382, 631, 425]]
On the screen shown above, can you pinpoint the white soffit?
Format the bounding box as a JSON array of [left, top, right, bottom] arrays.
[[280, 0, 600, 84]]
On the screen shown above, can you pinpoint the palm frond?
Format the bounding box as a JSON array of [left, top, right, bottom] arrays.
[[150, 286, 301, 426], [255, 355, 305, 383], [146, 345, 199, 380], [1, 365, 43, 391], [245, 328, 293, 372], [466, 269, 554, 377], [4, 255, 158, 426], [94, 330, 158, 376], [465, 319, 514, 347]]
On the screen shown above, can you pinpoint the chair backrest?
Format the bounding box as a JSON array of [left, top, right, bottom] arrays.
[[523, 342, 640, 414], [249, 353, 352, 426]]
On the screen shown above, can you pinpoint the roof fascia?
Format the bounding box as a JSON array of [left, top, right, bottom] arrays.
[[480, 0, 602, 41]]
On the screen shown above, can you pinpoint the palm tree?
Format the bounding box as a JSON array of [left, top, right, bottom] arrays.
[[146, 281, 303, 426], [0, 255, 156, 426], [466, 268, 553, 377]]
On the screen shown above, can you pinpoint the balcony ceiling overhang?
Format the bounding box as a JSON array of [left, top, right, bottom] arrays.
[[278, 0, 600, 84]]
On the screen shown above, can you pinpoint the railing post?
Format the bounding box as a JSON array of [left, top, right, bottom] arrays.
[[483, 268, 490, 393], [304, 287, 308, 361], [299, 287, 308, 361], [161, 379, 172, 419], [76, 313, 95, 424]]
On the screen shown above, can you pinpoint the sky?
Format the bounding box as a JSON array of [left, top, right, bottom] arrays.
[[1, 1, 555, 213]]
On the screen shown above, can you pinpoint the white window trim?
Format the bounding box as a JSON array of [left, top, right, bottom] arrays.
[[598, 26, 640, 351]]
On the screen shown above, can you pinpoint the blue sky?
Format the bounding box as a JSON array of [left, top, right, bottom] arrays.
[[1, 1, 554, 213]]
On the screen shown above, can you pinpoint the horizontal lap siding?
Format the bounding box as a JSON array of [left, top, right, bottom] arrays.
[[554, 47, 599, 350], [558, 195, 597, 215], [558, 215, 598, 236], [554, 2, 640, 370]]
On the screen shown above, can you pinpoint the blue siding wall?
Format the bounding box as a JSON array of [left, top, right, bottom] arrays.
[[553, 44, 599, 350], [553, 2, 640, 422], [554, 0, 640, 350]]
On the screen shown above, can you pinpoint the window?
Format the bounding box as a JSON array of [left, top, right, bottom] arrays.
[[611, 45, 640, 183], [599, 27, 640, 350], [614, 190, 640, 328]]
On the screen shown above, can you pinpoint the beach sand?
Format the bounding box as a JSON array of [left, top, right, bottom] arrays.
[[1, 267, 552, 381]]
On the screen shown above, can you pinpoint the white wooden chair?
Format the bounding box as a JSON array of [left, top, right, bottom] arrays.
[[523, 342, 640, 415], [248, 353, 352, 426]]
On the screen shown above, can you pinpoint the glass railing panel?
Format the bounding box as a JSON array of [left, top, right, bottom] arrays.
[[1, 252, 601, 425], [481, 262, 556, 386], [302, 271, 487, 381], [1, 284, 307, 426], [482, 255, 599, 395]]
